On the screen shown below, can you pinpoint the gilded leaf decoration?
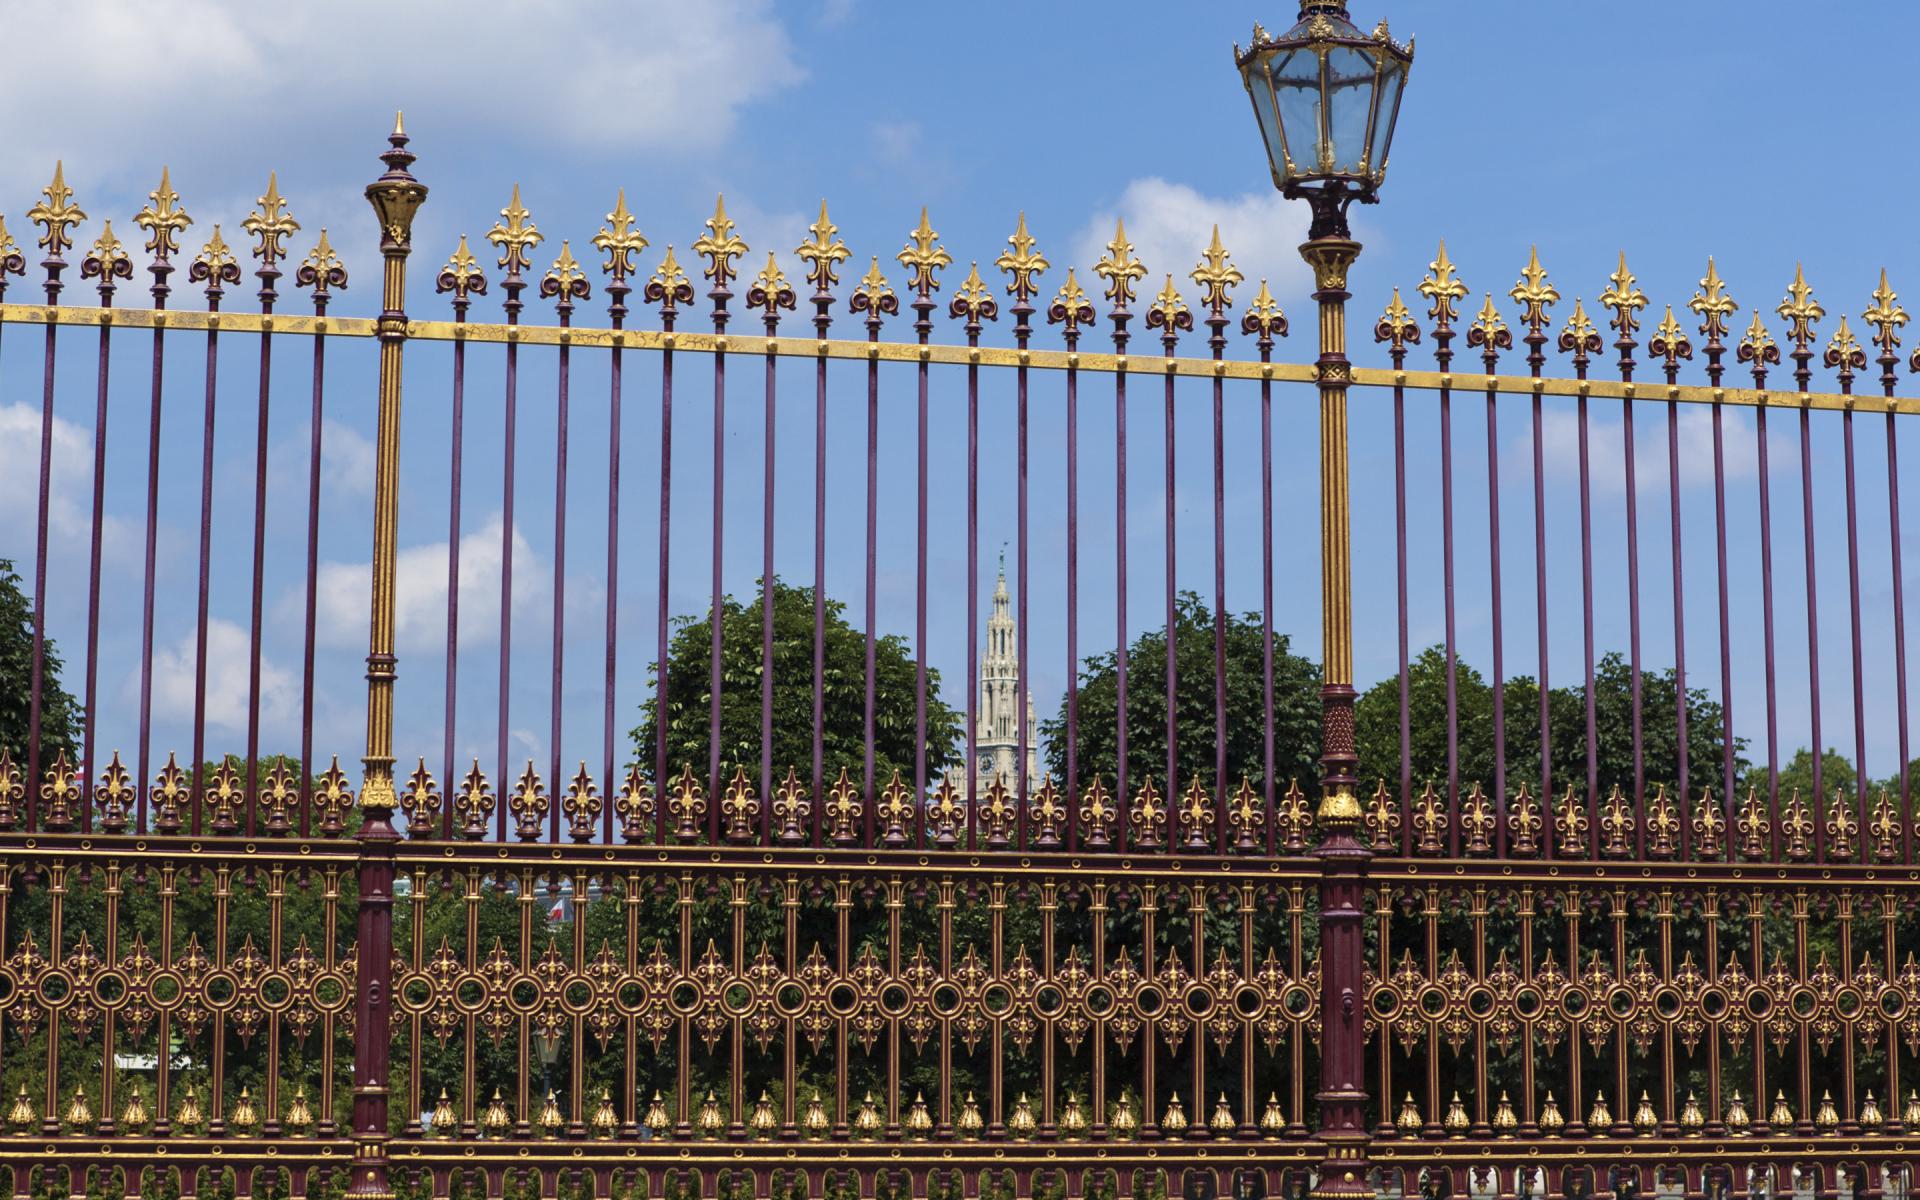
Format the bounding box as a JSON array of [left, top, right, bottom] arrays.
[[1093, 218, 1147, 308], [592, 190, 648, 282], [993, 212, 1049, 304]]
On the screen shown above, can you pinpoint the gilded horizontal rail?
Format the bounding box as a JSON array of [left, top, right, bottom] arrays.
[[7, 300, 1917, 414], [1368, 855, 1920, 887]]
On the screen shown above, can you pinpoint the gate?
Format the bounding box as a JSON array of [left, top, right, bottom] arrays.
[[1, 111, 1917, 1200]]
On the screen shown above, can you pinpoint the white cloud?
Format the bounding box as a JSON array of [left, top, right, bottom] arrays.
[[1071, 178, 1314, 308], [1528, 403, 1757, 496], [144, 617, 296, 735], [306, 511, 546, 651], [266, 418, 376, 500], [0, 402, 135, 562]]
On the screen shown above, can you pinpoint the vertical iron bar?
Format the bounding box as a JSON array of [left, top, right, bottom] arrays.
[[244, 200, 285, 840], [79, 230, 126, 831], [298, 237, 346, 838], [188, 235, 231, 836], [648, 259, 687, 842], [1050, 277, 1090, 849], [496, 198, 527, 843], [437, 246, 481, 838], [1843, 397, 1868, 863], [544, 245, 583, 843], [1472, 308, 1509, 852], [602, 233, 630, 845], [26, 179, 71, 830], [911, 258, 933, 849], [1891, 406, 1912, 864], [136, 223, 176, 835], [1802, 402, 1825, 861]]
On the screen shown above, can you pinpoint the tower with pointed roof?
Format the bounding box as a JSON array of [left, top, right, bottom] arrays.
[[966, 555, 1039, 792]]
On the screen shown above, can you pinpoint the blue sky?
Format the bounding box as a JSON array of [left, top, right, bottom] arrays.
[[4, 0, 1918, 793]]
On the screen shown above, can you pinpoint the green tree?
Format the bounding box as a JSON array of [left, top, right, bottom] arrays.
[[1040, 592, 1321, 796], [0, 557, 81, 766], [632, 578, 963, 789], [1356, 646, 1741, 803]]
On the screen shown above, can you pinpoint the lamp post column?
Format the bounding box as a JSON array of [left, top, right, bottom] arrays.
[[1302, 230, 1372, 1200], [351, 114, 426, 1200]]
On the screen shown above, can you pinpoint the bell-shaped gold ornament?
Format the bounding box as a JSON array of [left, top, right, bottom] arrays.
[[749, 1090, 779, 1139], [65, 1085, 95, 1133], [1632, 1091, 1658, 1133], [1588, 1091, 1613, 1132], [695, 1089, 725, 1138], [1769, 1090, 1794, 1128], [538, 1089, 564, 1136], [1538, 1092, 1565, 1136], [1724, 1090, 1750, 1133], [1059, 1092, 1089, 1139], [1396, 1092, 1423, 1134], [591, 1087, 619, 1138], [1905, 1089, 1920, 1127], [1260, 1093, 1287, 1137], [8, 1083, 35, 1131], [906, 1091, 935, 1139], [1492, 1091, 1517, 1136], [120, 1082, 150, 1133], [1859, 1090, 1883, 1129], [285, 1085, 314, 1135], [1107, 1092, 1138, 1140], [853, 1091, 883, 1139], [1814, 1090, 1838, 1129], [1010, 1093, 1039, 1140], [802, 1091, 831, 1139], [1161, 1091, 1190, 1136], [482, 1089, 511, 1137], [1209, 1093, 1237, 1135], [1679, 1092, 1704, 1134], [957, 1092, 985, 1140], [1442, 1091, 1469, 1135], [229, 1087, 258, 1135], [175, 1086, 204, 1133], [430, 1087, 458, 1136], [643, 1090, 672, 1139]]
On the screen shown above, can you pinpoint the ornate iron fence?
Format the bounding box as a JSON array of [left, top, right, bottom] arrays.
[[1, 113, 1918, 1200]]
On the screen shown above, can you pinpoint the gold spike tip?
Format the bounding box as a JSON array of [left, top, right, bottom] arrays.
[[393, 110, 406, 136]]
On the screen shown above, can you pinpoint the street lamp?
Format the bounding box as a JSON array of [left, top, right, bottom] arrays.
[[1240, 6, 1412, 1200], [1236, 1, 1413, 240]]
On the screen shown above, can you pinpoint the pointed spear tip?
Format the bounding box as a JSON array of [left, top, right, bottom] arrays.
[[393, 110, 405, 135]]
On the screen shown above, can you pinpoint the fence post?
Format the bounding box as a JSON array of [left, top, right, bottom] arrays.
[[351, 114, 426, 1200], [1302, 232, 1372, 1199]]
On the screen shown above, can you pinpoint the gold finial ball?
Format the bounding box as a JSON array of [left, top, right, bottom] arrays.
[[1632, 1091, 1658, 1133], [1442, 1092, 1469, 1135], [1161, 1092, 1190, 1136], [802, 1091, 832, 1139], [1768, 1090, 1795, 1129], [957, 1092, 985, 1140], [1395, 1092, 1423, 1134], [1587, 1091, 1613, 1133], [749, 1090, 779, 1139], [906, 1091, 935, 1140], [1108, 1092, 1139, 1140], [285, 1085, 314, 1135], [643, 1090, 672, 1139], [1724, 1090, 1751, 1133], [854, 1092, 884, 1139], [1538, 1092, 1565, 1136], [591, 1087, 619, 1139], [1814, 1090, 1839, 1130], [695, 1089, 725, 1138], [431, 1087, 458, 1136], [1260, 1093, 1287, 1137], [482, 1088, 512, 1137], [1010, 1093, 1039, 1140], [1491, 1092, 1517, 1137], [1208, 1093, 1237, 1136], [538, 1089, 565, 1135], [1679, 1092, 1704, 1133]]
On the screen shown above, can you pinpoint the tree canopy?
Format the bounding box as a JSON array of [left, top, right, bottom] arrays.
[[0, 557, 80, 766]]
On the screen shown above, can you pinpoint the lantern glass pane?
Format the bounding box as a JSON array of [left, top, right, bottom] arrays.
[[1266, 47, 1322, 177], [1324, 45, 1376, 174], [1367, 55, 1407, 174]]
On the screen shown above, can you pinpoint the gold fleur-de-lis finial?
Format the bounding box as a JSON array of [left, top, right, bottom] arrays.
[[1146, 274, 1191, 341], [1374, 287, 1419, 354], [1825, 316, 1866, 384], [296, 229, 348, 299], [1738, 310, 1780, 377], [692, 194, 747, 290], [591, 189, 648, 283], [849, 256, 898, 325], [1418, 240, 1467, 329], [1468, 293, 1509, 349], [646, 246, 693, 309], [241, 173, 300, 268], [1093, 218, 1147, 308], [27, 162, 85, 258], [437, 235, 488, 304], [540, 241, 589, 310], [1558, 297, 1601, 364], [1048, 268, 1095, 337], [1650, 305, 1692, 373], [487, 184, 544, 278], [1242, 279, 1290, 343], [80, 222, 132, 294], [134, 167, 191, 260], [948, 262, 998, 328], [746, 252, 796, 320], [1864, 269, 1908, 356], [994, 212, 1049, 306], [1776, 263, 1825, 349], [897, 207, 952, 297], [1599, 251, 1647, 338], [189, 225, 241, 294], [796, 200, 850, 293], [1189, 225, 1243, 317], [1689, 257, 1737, 343], [1508, 246, 1559, 333]]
